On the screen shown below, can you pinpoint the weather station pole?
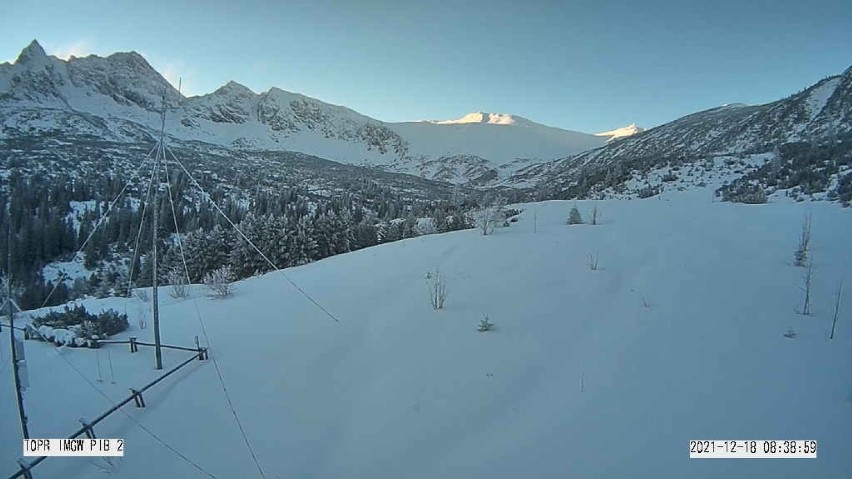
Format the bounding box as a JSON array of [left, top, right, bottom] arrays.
[[7, 198, 30, 438], [151, 97, 167, 371]]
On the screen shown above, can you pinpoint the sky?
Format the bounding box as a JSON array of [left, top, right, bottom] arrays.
[[1, 0, 851, 132]]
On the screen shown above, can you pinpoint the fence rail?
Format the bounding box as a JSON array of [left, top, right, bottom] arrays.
[[99, 338, 203, 354]]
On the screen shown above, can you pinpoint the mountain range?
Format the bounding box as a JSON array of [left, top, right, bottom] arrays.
[[1, 40, 850, 198], [0, 40, 632, 185]]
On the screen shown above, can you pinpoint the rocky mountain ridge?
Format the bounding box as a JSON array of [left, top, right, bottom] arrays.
[[1, 40, 624, 185]]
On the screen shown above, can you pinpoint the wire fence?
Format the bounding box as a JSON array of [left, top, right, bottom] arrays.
[[6, 341, 208, 479]]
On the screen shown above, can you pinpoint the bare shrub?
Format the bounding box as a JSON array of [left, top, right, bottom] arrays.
[[472, 196, 506, 236], [0, 274, 23, 305], [477, 314, 494, 332], [134, 288, 149, 302], [426, 269, 447, 310], [204, 265, 234, 298], [830, 279, 843, 340], [588, 252, 599, 271], [136, 302, 147, 330], [799, 259, 814, 315], [794, 212, 812, 267], [167, 268, 188, 299], [591, 202, 599, 225]]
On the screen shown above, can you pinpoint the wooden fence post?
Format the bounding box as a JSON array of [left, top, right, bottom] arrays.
[[130, 389, 146, 408], [129, 337, 138, 353], [195, 336, 207, 360], [79, 419, 96, 439], [16, 458, 33, 479]]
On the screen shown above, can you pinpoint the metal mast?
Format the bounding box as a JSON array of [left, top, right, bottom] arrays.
[[7, 193, 29, 438], [151, 91, 168, 370]]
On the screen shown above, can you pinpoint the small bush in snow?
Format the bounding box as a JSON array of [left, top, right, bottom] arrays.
[[472, 197, 506, 236], [722, 183, 768, 204], [794, 212, 812, 267], [31, 305, 129, 345], [799, 260, 814, 316], [416, 218, 438, 236], [783, 328, 797, 339], [637, 185, 661, 199], [136, 302, 147, 330], [588, 252, 599, 271], [567, 205, 583, 225], [477, 315, 494, 332], [591, 202, 599, 225], [204, 265, 234, 298], [167, 268, 189, 299], [134, 288, 149, 302], [426, 269, 447, 310], [830, 279, 843, 340]]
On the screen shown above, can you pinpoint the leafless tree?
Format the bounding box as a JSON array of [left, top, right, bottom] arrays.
[[800, 259, 814, 315], [794, 212, 812, 267], [830, 279, 843, 340], [204, 265, 234, 298], [0, 274, 23, 306], [168, 268, 188, 299], [427, 269, 447, 310], [134, 287, 150, 303], [473, 196, 505, 236]]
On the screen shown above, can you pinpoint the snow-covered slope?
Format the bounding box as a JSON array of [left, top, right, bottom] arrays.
[[514, 68, 852, 195], [390, 118, 608, 183], [0, 41, 608, 185], [595, 123, 645, 141], [3, 190, 850, 478], [426, 111, 539, 126]]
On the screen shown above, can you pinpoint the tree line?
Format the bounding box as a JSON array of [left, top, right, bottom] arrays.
[[1, 166, 476, 309]]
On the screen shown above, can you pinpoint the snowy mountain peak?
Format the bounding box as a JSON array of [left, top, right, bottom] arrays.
[[429, 112, 530, 126], [105, 51, 150, 66], [214, 80, 256, 97], [595, 123, 645, 140], [15, 39, 48, 65]]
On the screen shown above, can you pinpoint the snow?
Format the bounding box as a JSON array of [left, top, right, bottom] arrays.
[[392, 120, 606, 169], [595, 123, 645, 140], [598, 153, 774, 200], [427, 112, 524, 126], [1, 48, 612, 183], [65, 200, 98, 230], [34, 326, 82, 347], [2, 189, 851, 478], [42, 256, 91, 285]]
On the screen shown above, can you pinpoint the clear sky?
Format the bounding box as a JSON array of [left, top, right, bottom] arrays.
[[2, 0, 850, 132]]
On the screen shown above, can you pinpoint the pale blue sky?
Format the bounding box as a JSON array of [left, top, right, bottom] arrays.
[[2, 0, 850, 132]]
